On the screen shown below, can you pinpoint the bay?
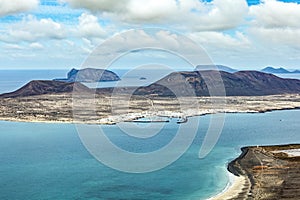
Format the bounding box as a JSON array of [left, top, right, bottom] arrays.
[[0, 110, 299, 200]]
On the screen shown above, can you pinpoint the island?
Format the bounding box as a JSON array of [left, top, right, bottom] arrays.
[[54, 68, 121, 82], [0, 70, 299, 124], [195, 65, 238, 73], [0, 69, 299, 199], [261, 67, 300, 74]]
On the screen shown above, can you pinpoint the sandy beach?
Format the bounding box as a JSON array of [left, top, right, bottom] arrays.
[[208, 144, 300, 200], [208, 173, 249, 200]]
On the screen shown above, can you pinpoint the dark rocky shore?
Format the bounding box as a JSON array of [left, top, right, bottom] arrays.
[[228, 144, 300, 200]]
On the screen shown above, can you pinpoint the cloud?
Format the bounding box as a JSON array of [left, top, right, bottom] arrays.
[[78, 13, 106, 38], [4, 44, 24, 50], [1, 0, 299, 70], [249, 27, 300, 48], [98, 29, 202, 55], [123, 0, 178, 22], [61, 0, 127, 12], [0, 13, 107, 44], [29, 42, 44, 50], [183, 0, 249, 31], [249, 0, 300, 28], [189, 31, 251, 50], [249, 0, 300, 48], [63, 0, 249, 31], [0, 0, 39, 16], [0, 15, 66, 42], [82, 29, 220, 69], [187, 31, 261, 69], [5, 42, 44, 51]]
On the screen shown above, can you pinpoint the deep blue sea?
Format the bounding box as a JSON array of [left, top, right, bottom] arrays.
[[0, 70, 299, 200]]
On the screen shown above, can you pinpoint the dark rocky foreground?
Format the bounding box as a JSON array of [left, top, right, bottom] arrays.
[[228, 144, 300, 200]]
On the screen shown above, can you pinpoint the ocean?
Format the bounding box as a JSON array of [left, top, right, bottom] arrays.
[[0, 70, 299, 200], [0, 70, 68, 94], [0, 70, 299, 94], [275, 73, 300, 80], [0, 69, 172, 94]]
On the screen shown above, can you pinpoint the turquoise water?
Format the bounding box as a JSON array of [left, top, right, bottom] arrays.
[[0, 70, 299, 199], [0, 110, 299, 200]]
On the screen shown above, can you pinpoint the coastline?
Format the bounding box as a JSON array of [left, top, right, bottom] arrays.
[[206, 148, 251, 200], [1, 102, 299, 199], [207, 172, 249, 200], [209, 144, 300, 200], [0, 93, 299, 199], [0, 106, 299, 125], [0, 93, 299, 125]]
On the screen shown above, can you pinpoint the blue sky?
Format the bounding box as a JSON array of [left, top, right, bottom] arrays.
[[0, 0, 300, 70]]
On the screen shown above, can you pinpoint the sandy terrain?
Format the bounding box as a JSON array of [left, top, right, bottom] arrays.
[[208, 174, 250, 200], [0, 94, 299, 124], [227, 144, 300, 200], [272, 149, 300, 157]]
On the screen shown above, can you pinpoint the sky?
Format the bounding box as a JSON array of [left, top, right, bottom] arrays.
[[0, 0, 300, 70]]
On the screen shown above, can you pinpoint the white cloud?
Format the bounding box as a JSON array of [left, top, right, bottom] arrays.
[[82, 29, 219, 69], [0, 13, 107, 44], [189, 31, 251, 50], [124, 0, 178, 22], [62, 0, 127, 12], [249, 27, 300, 48], [1, 0, 300, 70], [249, 0, 300, 48], [29, 42, 44, 50], [99, 29, 201, 54], [78, 13, 106, 38], [63, 0, 248, 31], [0, 0, 38, 16], [187, 31, 258, 68], [155, 30, 180, 50], [0, 15, 66, 42], [5, 42, 44, 51], [4, 44, 24, 50], [184, 0, 249, 31], [249, 0, 300, 28]]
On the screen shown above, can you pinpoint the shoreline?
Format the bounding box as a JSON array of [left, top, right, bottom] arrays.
[[210, 144, 300, 200], [207, 172, 249, 200], [1, 93, 299, 125], [0, 94, 299, 199], [0, 105, 299, 125], [206, 148, 251, 200]]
